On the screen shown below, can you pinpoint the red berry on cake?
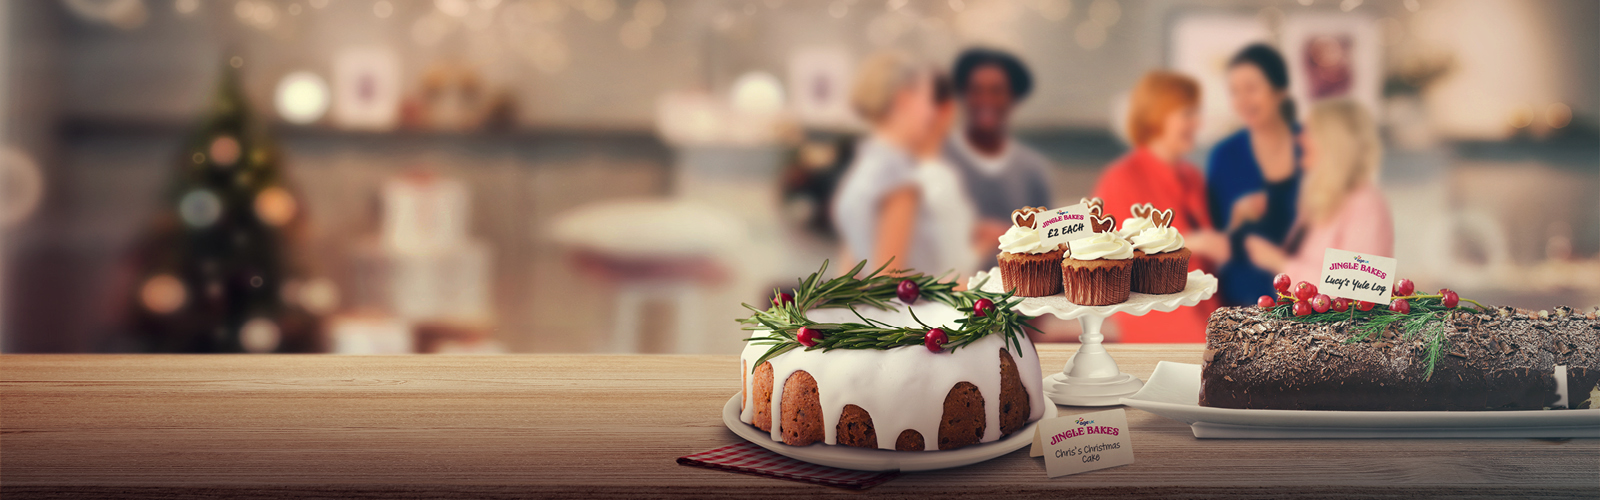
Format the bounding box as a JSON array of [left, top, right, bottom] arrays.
[[1390, 299, 1411, 314], [1356, 300, 1375, 312], [1257, 295, 1277, 308], [1330, 297, 1350, 312], [923, 328, 948, 353], [972, 298, 995, 317], [1292, 301, 1314, 316], [1293, 281, 1318, 302], [897, 280, 921, 304], [773, 292, 794, 308], [1395, 278, 1415, 297], [1272, 273, 1292, 294], [1310, 294, 1332, 313], [796, 327, 822, 347], [1440, 289, 1460, 308]]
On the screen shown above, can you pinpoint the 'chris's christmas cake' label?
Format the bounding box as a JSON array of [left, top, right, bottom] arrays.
[[1029, 409, 1134, 478], [1318, 248, 1398, 304], [1035, 203, 1096, 250]]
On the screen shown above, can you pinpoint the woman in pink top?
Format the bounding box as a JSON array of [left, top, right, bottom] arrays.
[[1244, 100, 1393, 279]]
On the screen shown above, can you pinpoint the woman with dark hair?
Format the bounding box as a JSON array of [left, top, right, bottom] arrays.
[[1206, 43, 1301, 307]]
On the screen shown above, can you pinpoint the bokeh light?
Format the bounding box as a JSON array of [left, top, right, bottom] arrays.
[[179, 189, 224, 228], [274, 71, 331, 125], [731, 72, 786, 115], [436, 0, 472, 17], [209, 136, 242, 167], [1545, 102, 1572, 129], [139, 274, 186, 314], [254, 186, 299, 226], [239, 318, 282, 353], [1507, 104, 1535, 129], [299, 278, 341, 315]]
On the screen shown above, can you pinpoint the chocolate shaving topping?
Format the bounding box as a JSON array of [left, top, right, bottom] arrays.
[[1198, 303, 1600, 411]]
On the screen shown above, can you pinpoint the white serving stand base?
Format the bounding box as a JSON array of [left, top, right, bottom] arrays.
[[970, 268, 1218, 407]]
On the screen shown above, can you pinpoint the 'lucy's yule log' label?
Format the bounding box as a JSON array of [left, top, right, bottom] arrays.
[[1318, 248, 1398, 304], [1030, 409, 1134, 478]]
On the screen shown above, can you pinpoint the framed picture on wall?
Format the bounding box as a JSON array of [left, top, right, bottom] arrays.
[[332, 46, 402, 131], [787, 46, 857, 130], [1281, 13, 1382, 119]]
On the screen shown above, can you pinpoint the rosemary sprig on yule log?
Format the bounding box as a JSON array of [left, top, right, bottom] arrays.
[[1255, 273, 1487, 380], [740, 259, 1039, 373]]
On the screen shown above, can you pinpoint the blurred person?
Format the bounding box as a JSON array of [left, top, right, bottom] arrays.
[[913, 73, 982, 277], [1243, 100, 1393, 282], [1090, 71, 1229, 342], [1208, 43, 1302, 307], [832, 53, 978, 275], [944, 48, 1055, 269]]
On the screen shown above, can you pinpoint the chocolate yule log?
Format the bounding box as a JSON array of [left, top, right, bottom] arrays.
[[1201, 305, 1599, 411]]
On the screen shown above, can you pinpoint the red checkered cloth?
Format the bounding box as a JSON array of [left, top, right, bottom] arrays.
[[677, 442, 901, 490]]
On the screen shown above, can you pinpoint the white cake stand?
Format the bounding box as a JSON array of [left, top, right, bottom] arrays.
[[969, 268, 1218, 407]]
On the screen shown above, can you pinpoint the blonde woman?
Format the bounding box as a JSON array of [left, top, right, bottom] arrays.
[[1244, 100, 1393, 281], [832, 52, 978, 274]]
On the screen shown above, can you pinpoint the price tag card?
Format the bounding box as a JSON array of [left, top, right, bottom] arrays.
[[1029, 409, 1134, 478], [1318, 248, 1398, 303], [1036, 203, 1095, 249]]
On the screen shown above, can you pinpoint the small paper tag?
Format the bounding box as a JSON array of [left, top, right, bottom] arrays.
[[1036, 203, 1095, 249], [1030, 409, 1134, 478], [1318, 248, 1398, 304]]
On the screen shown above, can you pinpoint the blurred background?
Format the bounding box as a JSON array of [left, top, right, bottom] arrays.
[[0, 0, 1594, 354]]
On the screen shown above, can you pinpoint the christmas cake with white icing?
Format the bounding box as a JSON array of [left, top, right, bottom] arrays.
[[738, 262, 1046, 450]]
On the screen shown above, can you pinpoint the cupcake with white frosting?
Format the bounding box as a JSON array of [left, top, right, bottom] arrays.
[[1118, 203, 1157, 239], [997, 206, 1064, 297], [1061, 215, 1135, 305], [1128, 207, 1190, 294]]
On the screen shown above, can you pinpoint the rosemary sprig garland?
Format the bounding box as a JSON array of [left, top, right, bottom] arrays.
[[1267, 294, 1485, 380], [739, 260, 1038, 373]]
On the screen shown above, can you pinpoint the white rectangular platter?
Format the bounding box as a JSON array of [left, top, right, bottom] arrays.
[[1120, 361, 1600, 439]]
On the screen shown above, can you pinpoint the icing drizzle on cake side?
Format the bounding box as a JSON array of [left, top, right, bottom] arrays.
[[739, 300, 1046, 450]]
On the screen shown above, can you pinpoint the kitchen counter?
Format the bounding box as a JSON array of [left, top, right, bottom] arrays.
[[3, 345, 1594, 498]]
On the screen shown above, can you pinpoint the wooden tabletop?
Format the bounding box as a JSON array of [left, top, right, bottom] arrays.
[[3, 345, 1595, 499]]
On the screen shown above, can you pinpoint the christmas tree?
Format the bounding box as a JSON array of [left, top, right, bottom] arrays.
[[123, 59, 324, 352]]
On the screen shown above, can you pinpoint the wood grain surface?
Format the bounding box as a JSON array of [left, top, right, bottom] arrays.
[[3, 345, 1595, 499]]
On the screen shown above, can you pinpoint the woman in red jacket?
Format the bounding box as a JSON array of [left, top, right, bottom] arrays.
[[1091, 71, 1231, 342]]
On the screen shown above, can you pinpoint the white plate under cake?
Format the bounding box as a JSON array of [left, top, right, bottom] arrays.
[[738, 300, 1046, 451]]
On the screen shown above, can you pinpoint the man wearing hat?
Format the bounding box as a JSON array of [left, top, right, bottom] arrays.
[[944, 48, 1056, 269]]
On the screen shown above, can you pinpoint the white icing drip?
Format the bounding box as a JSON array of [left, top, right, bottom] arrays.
[[1117, 217, 1155, 239], [1130, 226, 1185, 254], [998, 224, 1053, 255], [1069, 231, 1134, 260], [739, 300, 1045, 450], [1588, 383, 1600, 410], [1553, 365, 1568, 408]]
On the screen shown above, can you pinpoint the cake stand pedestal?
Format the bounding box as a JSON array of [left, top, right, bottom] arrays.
[[970, 268, 1218, 407]]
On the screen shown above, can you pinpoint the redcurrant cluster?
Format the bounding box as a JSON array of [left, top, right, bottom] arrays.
[[1257, 274, 1468, 317]]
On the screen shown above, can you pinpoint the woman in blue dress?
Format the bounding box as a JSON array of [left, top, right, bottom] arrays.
[[1207, 44, 1301, 306]]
